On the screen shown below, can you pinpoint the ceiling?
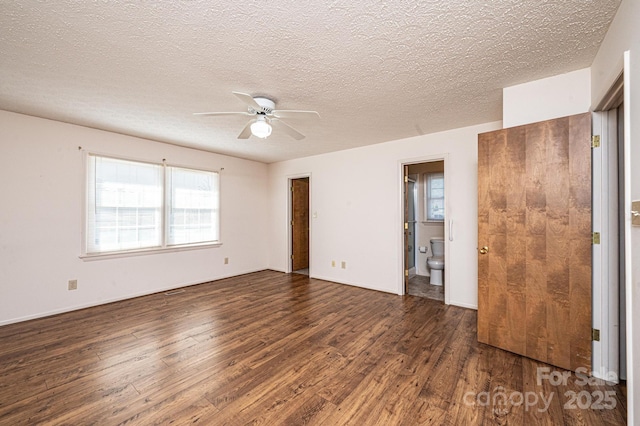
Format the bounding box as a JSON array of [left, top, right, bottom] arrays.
[[0, 1, 621, 163]]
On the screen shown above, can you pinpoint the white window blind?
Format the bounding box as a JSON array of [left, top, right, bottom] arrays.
[[87, 156, 163, 254], [86, 154, 219, 255], [167, 167, 219, 246], [426, 172, 445, 221]]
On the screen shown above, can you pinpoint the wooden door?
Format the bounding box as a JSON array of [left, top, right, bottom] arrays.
[[477, 113, 592, 371], [292, 178, 309, 271]]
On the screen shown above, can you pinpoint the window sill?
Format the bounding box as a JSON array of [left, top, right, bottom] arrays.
[[79, 242, 222, 261], [421, 220, 445, 225]]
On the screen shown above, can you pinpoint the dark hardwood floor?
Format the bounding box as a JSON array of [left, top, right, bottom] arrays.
[[0, 271, 626, 425]]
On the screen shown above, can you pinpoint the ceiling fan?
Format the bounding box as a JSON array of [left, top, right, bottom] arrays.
[[194, 92, 320, 140]]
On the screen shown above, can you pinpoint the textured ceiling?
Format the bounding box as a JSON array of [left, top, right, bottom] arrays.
[[0, 0, 621, 163]]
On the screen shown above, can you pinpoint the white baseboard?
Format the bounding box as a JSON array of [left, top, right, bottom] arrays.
[[310, 274, 396, 295], [449, 300, 478, 310]]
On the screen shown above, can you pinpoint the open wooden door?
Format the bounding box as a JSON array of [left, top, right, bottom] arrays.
[[291, 178, 309, 271], [477, 112, 592, 371]]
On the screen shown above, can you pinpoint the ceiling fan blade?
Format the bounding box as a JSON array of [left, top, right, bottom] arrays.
[[237, 119, 255, 139], [272, 119, 305, 140], [232, 92, 263, 111], [271, 110, 320, 120], [193, 111, 253, 117]]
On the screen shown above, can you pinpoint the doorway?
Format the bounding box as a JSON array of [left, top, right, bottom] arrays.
[[404, 160, 446, 302], [290, 177, 310, 275], [609, 101, 628, 382], [593, 71, 627, 383]]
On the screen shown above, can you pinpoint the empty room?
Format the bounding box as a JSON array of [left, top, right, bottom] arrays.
[[1, 1, 639, 424]]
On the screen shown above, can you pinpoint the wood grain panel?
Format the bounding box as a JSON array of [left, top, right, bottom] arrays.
[[545, 117, 572, 370], [524, 120, 549, 363], [477, 132, 491, 344], [568, 112, 592, 371], [505, 126, 527, 355], [487, 129, 508, 350]]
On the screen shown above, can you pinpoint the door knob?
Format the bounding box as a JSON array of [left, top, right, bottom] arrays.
[[479, 246, 489, 255]]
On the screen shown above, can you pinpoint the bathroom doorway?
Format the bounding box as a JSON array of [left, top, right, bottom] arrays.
[[404, 159, 446, 302]]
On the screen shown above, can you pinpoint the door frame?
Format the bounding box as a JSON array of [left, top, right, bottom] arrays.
[[592, 63, 634, 387], [592, 107, 622, 383], [398, 154, 451, 304], [287, 174, 312, 274], [407, 174, 418, 277]]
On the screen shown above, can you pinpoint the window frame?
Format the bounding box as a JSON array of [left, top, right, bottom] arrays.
[[81, 152, 221, 260], [425, 172, 445, 222]]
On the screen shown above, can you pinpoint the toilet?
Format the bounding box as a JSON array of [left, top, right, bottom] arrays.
[[427, 237, 445, 286]]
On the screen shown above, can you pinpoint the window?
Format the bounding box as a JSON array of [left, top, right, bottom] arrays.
[[86, 155, 219, 255], [167, 167, 219, 246], [426, 172, 444, 221]]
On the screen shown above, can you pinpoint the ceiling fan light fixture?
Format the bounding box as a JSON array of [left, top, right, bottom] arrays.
[[194, 92, 318, 140], [250, 116, 272, 139]]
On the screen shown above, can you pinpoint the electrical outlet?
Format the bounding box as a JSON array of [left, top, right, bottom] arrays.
[[331, 260, 335, 267], [224, 257, 229, 264], [341, 261, 346, 269], [68, 280, 77, 291]]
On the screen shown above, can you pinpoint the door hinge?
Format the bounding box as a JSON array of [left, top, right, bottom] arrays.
[[291, 254, 294, 260], [404, 175, 408, 183], [405, 269, 409, 277], [291, 220, 294, 226], [592, 232, 601, 245], [591, 135, 601, 148], [592, 328, 600, 342], [404, 222, 408, 230], [632, 201, 640, 226], [290, 186, 294, 192]]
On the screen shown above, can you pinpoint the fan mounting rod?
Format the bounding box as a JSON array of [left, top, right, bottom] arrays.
[[252, 97, 275, 114]]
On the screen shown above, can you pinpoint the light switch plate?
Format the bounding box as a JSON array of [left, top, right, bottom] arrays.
[[633, 201, 640, 226]]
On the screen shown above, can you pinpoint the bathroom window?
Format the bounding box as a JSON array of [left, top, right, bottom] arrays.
[[425, 172, 445, 221]]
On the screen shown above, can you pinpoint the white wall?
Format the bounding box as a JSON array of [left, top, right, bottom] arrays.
[[590, 0, 640, 421], [267, 121, 502, 309], [503, 68, 591, 128], [0, 111, 269, 325]]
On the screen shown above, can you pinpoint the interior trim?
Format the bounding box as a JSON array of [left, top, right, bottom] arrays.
[[595, 71, 624, 111]]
